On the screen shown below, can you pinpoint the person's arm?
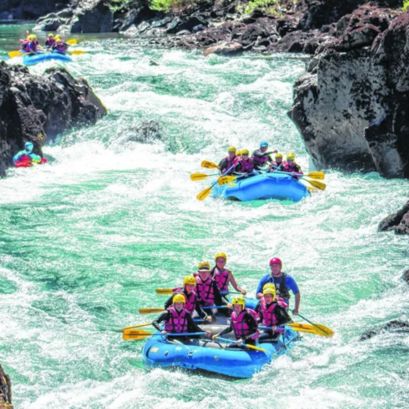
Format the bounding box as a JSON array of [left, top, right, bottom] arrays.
[[13, 151, 24, 163], [214, 323, 233, 338], [243, 314, 258, 342], [256, 276, 267, 299], [287, 276, 300, 315], [293, 292, 301, 315], [195, 300, 208, 320], [275, 305, 291, 325], [186, 314, 205, 333], [218, 158, 226, 171], [228, 271, 245, 294], [254, 302, 262, 322], [213, 282, 225, 306], [152, 311, 169, 331], [164, 295, 172, 310]]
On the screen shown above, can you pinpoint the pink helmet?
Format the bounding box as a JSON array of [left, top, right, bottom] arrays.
[[269, 257, 282, 266]]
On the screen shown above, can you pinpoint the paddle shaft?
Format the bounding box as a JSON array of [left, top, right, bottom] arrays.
[[297, 313, 330, 336]]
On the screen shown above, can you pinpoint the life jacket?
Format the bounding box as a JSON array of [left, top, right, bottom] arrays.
[[211, 267, 230, 293], [267, 273, 290, 300], [252, 150, 269, 167], [196, 275, 215, 306], [231, 309, 260, 340], [220, 156, 238, 173], [45, 39, 56, 48], [53, 42, 68, 54], [283, 162, 302, 173], [239, 158, 254, 173], [164, 306, 188, 333], [271, 161, 284, 171], [172, 287, 197, 314], [260, 299, 279, 326], [21, 41, 30, 53]]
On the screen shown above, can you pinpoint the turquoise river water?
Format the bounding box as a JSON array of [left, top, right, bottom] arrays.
[[0, 24, 408, 409]]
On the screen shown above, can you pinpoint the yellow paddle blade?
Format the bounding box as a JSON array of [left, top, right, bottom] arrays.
[[122, 328, 152, 341], [306, 171, 325, 180], [303, 178, 326, 191], [245, 344, 266, 353], [69, 49, 86, 55], [289, 322, 334, 337], [196, 186, 212, 201], [66, 39, 78, 46], [8, 50, 22, 58], [139, 308, 165, 314], [218, 175, 236, 185], [201, 160, 219, 170], [155, 288, 173, 294], [190, 172, 210, 181]]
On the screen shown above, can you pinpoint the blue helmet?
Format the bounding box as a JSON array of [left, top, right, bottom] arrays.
[[24, 141, 34, 152], [260, 140, 268, 148]]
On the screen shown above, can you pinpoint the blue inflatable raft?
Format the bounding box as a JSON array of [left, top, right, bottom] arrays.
[[143, 326, 299, 379], [23, 52, 72, 66], [212, 173, 309, 202]]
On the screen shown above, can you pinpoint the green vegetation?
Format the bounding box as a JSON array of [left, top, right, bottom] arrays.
[[239, 0, 278, 16], [403, 0, 409, 11], [149, 0, 192, 12]]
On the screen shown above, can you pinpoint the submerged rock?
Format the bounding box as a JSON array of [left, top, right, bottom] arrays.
[[0, 364, 12, 409], [378, 200, 409, 234], [290, 10, 409, 178], [0, 62, 106, 176], [402, 269, 409, 284], [360, 320, 409, 340]]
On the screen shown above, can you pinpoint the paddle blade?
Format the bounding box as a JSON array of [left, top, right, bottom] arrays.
[[218, 175, 236, 185], [155, 288, 173, 294], [122, 328, 152, 341], [8, 50, 22, 58], [190, 172, 210, 181], [139, 308, 165, 314], [303, 178, 326, 191], [196, 186, 212, 201], [69, 49, 86, 55], [289, 322, 334, 337], [245, 344, 266, 353], [201, 160, 219, 170], [306, 171, 325, 180], [66, 39, 78, 46]]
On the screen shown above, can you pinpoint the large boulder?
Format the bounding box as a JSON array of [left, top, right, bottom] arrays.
[[0, 0, 69, 20], [378, 200, 409, 234], [0, 364, 12, 409], [290, 10, 409, 178], [0, 62, 106, 176]]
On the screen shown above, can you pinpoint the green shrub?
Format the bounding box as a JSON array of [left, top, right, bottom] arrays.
[[403, 0, 409, 11], [241, 0, 278, 15]]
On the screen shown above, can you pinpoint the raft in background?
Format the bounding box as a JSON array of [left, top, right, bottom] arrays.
[[23, 52, 72, 66], [143, 326, 299, 379], [212, 173, 309, 202]]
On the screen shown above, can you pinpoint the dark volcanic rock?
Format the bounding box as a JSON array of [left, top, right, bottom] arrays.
[[290, 11, 409, 178], [0, 364, 12, 409], [0, 0, 69, 20], [402, 269, 409, 284], [378, 200, 409, 234], [0, 62, 106, 176], [360, 320, 409, 340]]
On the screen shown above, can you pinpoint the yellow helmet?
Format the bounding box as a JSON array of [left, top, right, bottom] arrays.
[[236, 149, 242, 156], [55, 35, 62, 41], [263, 286, 276, 297], [214, 252, 227, 261], [47, 33, 54, 37], [232, 296, 245, 306], [275, 152, 283, 159], [173, 294, 186, 304], [287, 152, 296, 161], [263, 283, 275, 292], [241, 149, 249, 155], [227, 146, 236, 153], [198, 261, 210, 271], [28, 34, 37, 41], [183, 275, 196, 286]]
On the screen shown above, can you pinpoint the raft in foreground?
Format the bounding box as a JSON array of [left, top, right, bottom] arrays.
[[23, 53, 72, 66], [143, 326, 299, 379], [212, 173, 309, 202]]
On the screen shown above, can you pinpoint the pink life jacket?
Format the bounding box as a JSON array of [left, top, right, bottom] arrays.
[[164, 306, 189, 333], [231, 309, 260, 340], [260, 299, 280, 327], [283, 162, 302, 173], [213, 267, 230, 293], [239, 158, 254, 173], [172, 287, 197, 314], [196, 275, 215, 306]]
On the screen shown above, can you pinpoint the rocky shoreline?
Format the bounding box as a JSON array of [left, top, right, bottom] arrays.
[[0, 62, 106, 176], [0, 365, 12, 409]]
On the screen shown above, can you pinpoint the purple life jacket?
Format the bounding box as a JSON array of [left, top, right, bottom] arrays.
[[231, 309, 260, 340], [164, 306, 188, 333], [212, 267, 230, 293], [196, 275, 216, 306]]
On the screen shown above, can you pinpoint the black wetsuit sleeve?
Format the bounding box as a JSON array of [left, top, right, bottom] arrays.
[[213, 282, 225, 306], [187, 314, 204, 333], [218, 323, 233, 337], [164, 296, 172, 310], [243, 314, 258, 341], [152, 311, 170, 331], [275, 305, 291, 325], [195, 301, 207, 319], [255, 302, 263, 322], [218, 158, 226, 171]]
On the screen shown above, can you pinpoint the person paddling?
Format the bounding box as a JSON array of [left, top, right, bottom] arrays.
[[252, 141, 276, 170], [13, 141, 42, 166], [283, 152, 303, 176], [153, 294, 210, 342], [164, 275, 211, 322], [255, 284, 291, 342], [269, 152, 285, 172], [52, 35, 69, 54], [45, 33, 56, 50], [256, 257, 301, 315], [218, 146, 239, 175], [20, 34, 40, 54], [235, 149, 255, 178], [211, 252, 246, 298], [213, 296, 259, 346]]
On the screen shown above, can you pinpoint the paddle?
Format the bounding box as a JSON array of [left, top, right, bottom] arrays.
[[201, 160, 219, 170], [190, 172, 219, 181], [297, 313, 333, 337], [139, 305, 229, 314], [197, 163, 236, 201], [66, 39, 78, 46], [123, 330, 206, 341], [217, 175, 237, 185], [214, 336, 266, 353], [155, 287, 241, 296], [259, 323, 333, 337], [268, 170, 326, 190]]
